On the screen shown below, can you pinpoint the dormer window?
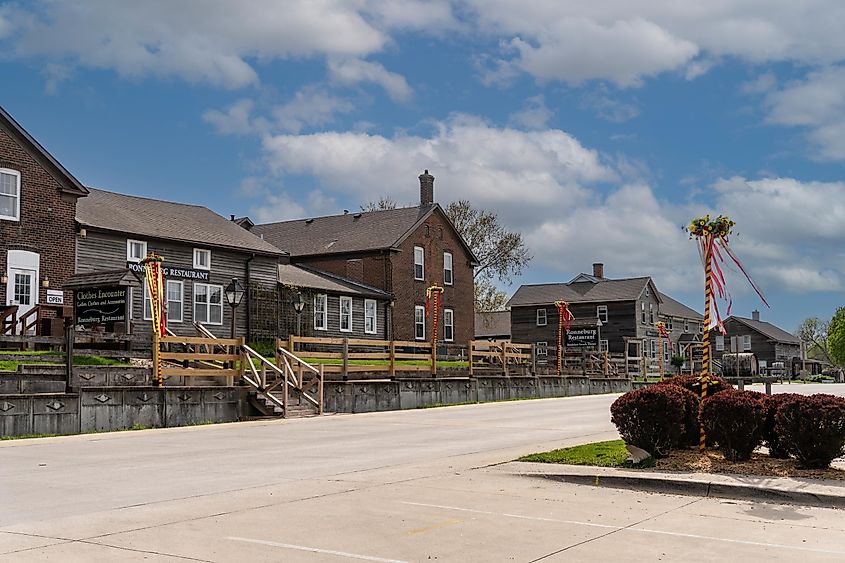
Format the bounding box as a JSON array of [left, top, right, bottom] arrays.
[[0, 168, 21, 222]]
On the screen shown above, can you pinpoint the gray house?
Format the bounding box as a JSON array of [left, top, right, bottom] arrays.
[[75, 188, 284, 342], [658, 292, 703, 364], [710, 311, 801, 371]]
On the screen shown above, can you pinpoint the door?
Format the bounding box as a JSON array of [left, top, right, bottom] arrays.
[[6, 250, 40, 334]]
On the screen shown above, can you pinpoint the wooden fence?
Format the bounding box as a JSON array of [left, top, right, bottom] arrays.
[[156, 333, 243, 384], [284, 335, 438, 376], [468, 340, 533, 376]]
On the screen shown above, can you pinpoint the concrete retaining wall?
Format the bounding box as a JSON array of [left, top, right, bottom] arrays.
[[0, 386, 238, 437], [324, 376, 634, 413]]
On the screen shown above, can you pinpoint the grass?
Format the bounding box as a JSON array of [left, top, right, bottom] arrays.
[[518, 439, 655, 468], [301, 357, 468, 367], [0, 356, 132, 371]]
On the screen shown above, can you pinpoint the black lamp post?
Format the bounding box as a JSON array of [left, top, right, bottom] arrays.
[[225, 277, 245, 339], [292, 291, 305, 337]]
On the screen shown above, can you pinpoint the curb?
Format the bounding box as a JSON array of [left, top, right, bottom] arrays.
[[518, 471, 845, 509]]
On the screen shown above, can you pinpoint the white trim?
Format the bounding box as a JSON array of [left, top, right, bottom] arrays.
[[443, 252, 453, 286], [414, 305, 426, 340], [535, 341, 548, 357], [0, 168, 21, 222], [126, 239, 147, 263], [364, 299, 377, 334], [414, 246, 425, 281], [193, 248, 211, 270], [193, 282, 223, 326], [536, 308, 547, 326], [314, 294, 328, 331], [742, 334, 752, 351], [597, 305, 608, 324], [166, 279, 184, 323], [339, 296, 353, 333], [143, 282, 152, 321], [600, 339, 609, 352], [443, 308, 454, 342]]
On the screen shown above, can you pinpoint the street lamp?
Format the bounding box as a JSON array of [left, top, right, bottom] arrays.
[[292, 291, 305, 337], [225, 277, 245, 339]]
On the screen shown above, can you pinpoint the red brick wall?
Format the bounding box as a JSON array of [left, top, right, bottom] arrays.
[[0, 128, 80, 308], [295, 253, 390, 291]]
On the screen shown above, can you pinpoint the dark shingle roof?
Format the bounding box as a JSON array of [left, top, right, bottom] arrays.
[[730, 316, 800, 344], [63, 269, 142, 289], [508, 277, 654, 307], [658, 292, 703, 320], [474, 311, 511, 338], [278, 265, 392, 299], [77, 189, 284, 256]]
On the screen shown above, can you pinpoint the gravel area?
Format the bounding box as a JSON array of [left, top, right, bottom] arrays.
[[655, 448, 845, 480]]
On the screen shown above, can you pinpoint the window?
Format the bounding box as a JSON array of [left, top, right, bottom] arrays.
[[599, 339, 609, 352], [193, 248, 211, 270], [698, 322, 703, 334], [650, 339, 657, 358], [414, 246, 425, 280], [641, 302, 646, 324], [666, 317, 673, 331], [314, 294, 327, 331], [664, 343, 671, 362], [536, 308, 547, 326], [193, 283, 223, 325], [716, 335, 725, 351], [166, 280, 183, 322], [0, 168, 21, 221], [364, 299, 377, 334], [597, 305, 608, 324], [742, 334, 752, 351], [443, 252, 453, 285], [127, 239, 147, 263], [143, 283, 152, 321], [684, 319, 690, 333], [641, 339, 648, 358], [649, 303, 655, 324], [536, 342, 548, 359], [443, 308, 454, 342], [339, 296, 352, 332], [415, 305, 426, 340]]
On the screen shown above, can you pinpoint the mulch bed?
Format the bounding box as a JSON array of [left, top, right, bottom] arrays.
[[652, 448, 845, 481]]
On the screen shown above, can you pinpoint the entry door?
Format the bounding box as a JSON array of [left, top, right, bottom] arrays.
[[8, 268, 36, 331]]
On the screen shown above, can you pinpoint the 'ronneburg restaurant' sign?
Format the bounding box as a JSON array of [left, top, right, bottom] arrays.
[[127, 262, 210, 281], [565, 327, 599, 348], [75, 286, 128, 325]]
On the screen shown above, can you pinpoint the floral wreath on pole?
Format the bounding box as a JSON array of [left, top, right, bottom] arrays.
[[655, 321, 671, 382], [141, 252, 166, 387], [426, 285, 444, 348], [554, 300, 574, 376], [688, 214, 767, 450]]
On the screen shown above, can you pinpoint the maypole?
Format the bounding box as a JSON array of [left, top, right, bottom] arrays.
[[688, 215, 768, 451], [655, 321, 671, 381], [141, 252, 166, 387], [554, 300, 574, 376], [426, 285, 444, 375]]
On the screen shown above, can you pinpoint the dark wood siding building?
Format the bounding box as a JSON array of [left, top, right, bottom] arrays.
[[709, 311, 801, 370]]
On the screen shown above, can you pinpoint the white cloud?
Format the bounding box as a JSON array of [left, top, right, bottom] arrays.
[[204, 99, 261, 136], [272, 87, 356, 133], [508, 95, 553, 129], [328, 58, 413, 102]]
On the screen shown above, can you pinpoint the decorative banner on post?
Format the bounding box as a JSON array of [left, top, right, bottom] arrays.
[[688, 215, 768, 450], [141, 253, 166, 387], [655, 321, 671, 381], [425, 284, 445, 345], [554, 300, 574, 376]]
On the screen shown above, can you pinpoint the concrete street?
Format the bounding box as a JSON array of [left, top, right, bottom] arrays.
[[2, 385, 844, 562]]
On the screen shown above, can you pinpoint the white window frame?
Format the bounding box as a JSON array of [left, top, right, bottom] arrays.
[[641, 339, 648, 358], [664, 342, 671, 362], [742, 334, 752, 351], [536, 341, 548, 358], [641, 302, 647, 324], [443, 252, 453, 286], [666, 317, 673, 331], [314, 294, 328, 331], [650, 339, 657, 358], [597, 305, 608, 324], [698, 322, 703, 334], [339, 296, 353, 333], [649, 303, 655, 324], [126, 239, 147, 263], [193, 282, 223, 326], [166, 280, 183, 323], [414, 305, 426, 340], [193, 248, 211, 270], [684, 319, 690, 333], [364, 299, 377, 334], [599, 339, 609, 352], [443, 308, 454, 342], [716, 334, 725, 351], [536, 308, 547, 326], [0, 168, 21, 222], [414, 246, 425, 281], [143, 283, 152, 321]]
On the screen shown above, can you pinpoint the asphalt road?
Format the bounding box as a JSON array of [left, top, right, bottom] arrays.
[[1, 386, 844, 562]]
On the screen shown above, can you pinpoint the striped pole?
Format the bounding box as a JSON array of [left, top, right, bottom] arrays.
[[699, 236, 713, 451], [557, 306, 563, 376]]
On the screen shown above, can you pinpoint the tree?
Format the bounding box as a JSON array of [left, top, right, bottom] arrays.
[[361, 196, 397, 212], [829, 307, 845, 367], [796, 317, 832, 364], [445, 200, 532, 312]]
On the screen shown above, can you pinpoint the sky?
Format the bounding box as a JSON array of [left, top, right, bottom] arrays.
[[1, 0, 844, 332]]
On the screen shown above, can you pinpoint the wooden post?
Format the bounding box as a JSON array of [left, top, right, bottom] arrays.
[[700, 239, 714, 452], [64, 321, 74, 392], [581, 348, 587, 377], [468, 340, 474, 377], [501, 341, 508, 377], [389, 340, 396, 378], [282, 366, 288, 417], [431, 340, 437, 377], [288, 334, 295, 356], [531, 343, 537, 375], [318, 364, 325, 415], [152, 329, 162, 387], [603, 351, 609, 376], [342, 338, 349, 379]]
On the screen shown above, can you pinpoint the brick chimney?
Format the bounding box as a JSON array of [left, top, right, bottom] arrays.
[[752, 310, 760, 322], [419, 169, 434, 206], [346, 259, 364, 284], [592, 263, 604, 279]]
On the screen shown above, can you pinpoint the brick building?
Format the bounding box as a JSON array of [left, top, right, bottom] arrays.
[[251, 171, 478, 344], [0, 106, 88, 332]]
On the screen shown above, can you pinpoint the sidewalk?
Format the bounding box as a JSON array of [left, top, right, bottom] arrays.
[[501, 461, 845, 508]]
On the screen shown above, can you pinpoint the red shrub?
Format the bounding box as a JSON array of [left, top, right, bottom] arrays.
[[700, 389, 766, 461], [611, 387, 685, 457], [654, 383, 700, 447], [775, 394, 845, 469], [761, 393, 803, 458], [665, 374, 732, 398]]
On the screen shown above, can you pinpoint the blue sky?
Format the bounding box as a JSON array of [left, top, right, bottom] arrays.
[[2, 1, 845, 331]]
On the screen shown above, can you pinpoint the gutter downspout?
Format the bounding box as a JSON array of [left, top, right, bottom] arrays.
[[244, 253, 254, 341]]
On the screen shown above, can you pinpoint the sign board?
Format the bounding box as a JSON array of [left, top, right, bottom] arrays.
[[565, 327, 599, 348], [45, 289, 64, 305], [127, 262, 210, 282], [74, 286, 128, 325]]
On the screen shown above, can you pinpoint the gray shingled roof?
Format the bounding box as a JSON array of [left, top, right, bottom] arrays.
[[658, 292, 703, 320], [731, 316, 800, 344], [278, 264, 392, 299], [63, 269, 142, 289], [508, 277, 654, 307], [474, 311, 511, 338], [77, 189, 284, 256]]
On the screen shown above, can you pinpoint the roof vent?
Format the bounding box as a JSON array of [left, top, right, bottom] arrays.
[[305, 218, 314, 224], [353, 212, 362, 219], [343, 209, 349, 214]]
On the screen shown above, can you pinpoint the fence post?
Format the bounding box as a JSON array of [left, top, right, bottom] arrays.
[[581, 348, 587, 377], [64, 321, 74, 392], [288, 335, 295, 355], [468, 340, 474, 377], [318, 364, 325, 415], [389, 340, 396, 378], [604, 351, 609, 376], [501, 341, 509, 377], [531, 343, 537, 376], [342, 338, 349, 379], [430, 341, 437, 377], [152, 328, 162, 387]]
